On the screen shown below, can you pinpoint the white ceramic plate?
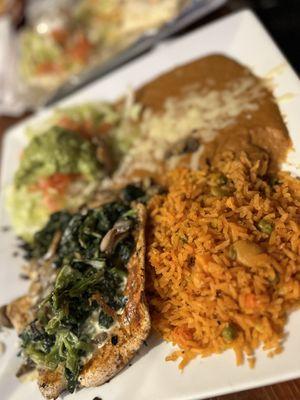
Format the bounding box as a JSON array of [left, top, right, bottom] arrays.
[[1, 9, 300, 400]]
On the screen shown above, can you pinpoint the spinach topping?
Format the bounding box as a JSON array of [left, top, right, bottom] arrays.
[[98, 310, 114, 329], [23, 201, 132, 267], [19, 201, 137, 393], [121, 184, 146, 203]]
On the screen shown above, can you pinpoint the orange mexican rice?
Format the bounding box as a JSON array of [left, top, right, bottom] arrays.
[[146, 151, 300, 368]]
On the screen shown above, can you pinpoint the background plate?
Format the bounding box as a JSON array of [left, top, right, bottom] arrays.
[[1, 9, 300, 400]]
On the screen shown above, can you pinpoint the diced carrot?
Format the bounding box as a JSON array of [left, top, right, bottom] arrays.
[[172, 325, 195, 347], [243, 293, 270, 310], [244, 293, 257, 309]]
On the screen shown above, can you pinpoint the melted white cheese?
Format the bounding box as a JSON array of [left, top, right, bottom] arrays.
[[114, 75, 265, 181]]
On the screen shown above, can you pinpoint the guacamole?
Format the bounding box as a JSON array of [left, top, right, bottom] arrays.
[[15, 127, 101, 187]]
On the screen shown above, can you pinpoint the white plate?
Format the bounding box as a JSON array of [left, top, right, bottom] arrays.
[[1, 9, 300, 400]]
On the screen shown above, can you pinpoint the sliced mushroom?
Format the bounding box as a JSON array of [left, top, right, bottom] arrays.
[[0, 305, 13, 329], [44, 230, 62, 261], [100, 218, 133, 254], [16, 362, 38, 383], [16, 361, 35, 378]]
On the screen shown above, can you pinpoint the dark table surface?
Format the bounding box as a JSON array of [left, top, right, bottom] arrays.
[[1, 1, 300, 399]]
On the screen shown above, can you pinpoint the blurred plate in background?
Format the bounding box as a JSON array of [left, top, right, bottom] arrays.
[[0, 0, 227, 116]]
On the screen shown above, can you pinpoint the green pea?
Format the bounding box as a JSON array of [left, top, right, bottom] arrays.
[[222, 324, 237, 342], [258, 219, 273, 235]]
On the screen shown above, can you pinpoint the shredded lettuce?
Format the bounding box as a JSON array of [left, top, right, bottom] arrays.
[[20, 31, 62, 79], [7, 101, 142, 240], [6, 180, 97, 241], [26, 103, 120, 139], [6, 186, 50, 242]]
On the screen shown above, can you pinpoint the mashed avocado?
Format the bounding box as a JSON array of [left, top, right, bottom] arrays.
[[15, 127, 101, 187]]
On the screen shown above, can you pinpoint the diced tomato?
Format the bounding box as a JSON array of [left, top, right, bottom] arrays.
[[68, 33, 92, 64], [38, 173, 78, 192], [31, 173, 79, 211], [58, 116, 81, 133], [58, 116, 92, 139], [51, 28, 68, 45], [36, 61, 62, 75], [57, 117, 113, 139], [83, 120, 93, 133], [98, 122, 113, 135]]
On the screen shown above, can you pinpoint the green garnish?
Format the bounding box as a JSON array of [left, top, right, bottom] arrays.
[[98, 310, 114, 329]]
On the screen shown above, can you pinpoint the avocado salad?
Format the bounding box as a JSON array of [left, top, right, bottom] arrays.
[[6, 102, 141, 241], [19, 200, 138, 392]]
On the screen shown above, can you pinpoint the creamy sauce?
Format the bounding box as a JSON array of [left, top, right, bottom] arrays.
[[81, 310, 118, 365]]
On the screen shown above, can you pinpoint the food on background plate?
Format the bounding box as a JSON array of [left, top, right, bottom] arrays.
[[20, 0, 188, 90], [2, 54, 300, 398]]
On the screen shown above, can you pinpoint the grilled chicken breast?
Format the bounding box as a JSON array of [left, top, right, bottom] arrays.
[[9, 204, 150, 399]]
